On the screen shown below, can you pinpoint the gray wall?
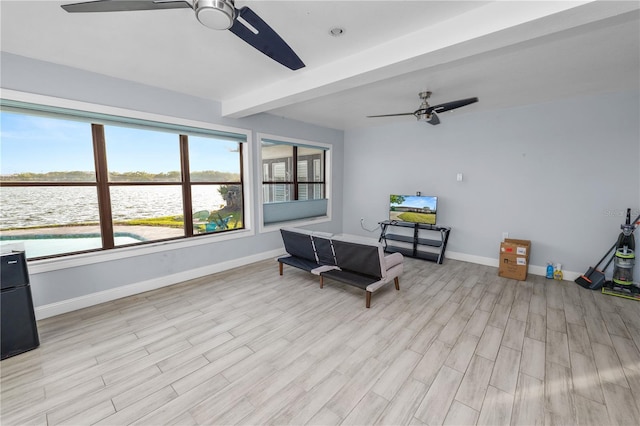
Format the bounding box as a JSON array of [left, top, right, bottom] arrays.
[[2, 50, 639, 312], [343, 90, 640, 280], [1, 52, 345, 309]]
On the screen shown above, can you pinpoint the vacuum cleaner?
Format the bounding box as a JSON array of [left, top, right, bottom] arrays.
[[601, 209, 639, 301]]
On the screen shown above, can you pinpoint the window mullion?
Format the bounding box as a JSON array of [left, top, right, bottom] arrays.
[[293, 146, 298, 200], [238, 142, 246, 228], [92, 124, 115, 249], [180, 135, 194, 237]]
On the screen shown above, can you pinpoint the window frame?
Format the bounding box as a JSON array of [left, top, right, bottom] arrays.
[[257, 133, 331, 233], [0, 89, 254, 272]]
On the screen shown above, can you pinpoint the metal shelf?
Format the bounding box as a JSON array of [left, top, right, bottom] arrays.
[[379, 220, 450, 264]]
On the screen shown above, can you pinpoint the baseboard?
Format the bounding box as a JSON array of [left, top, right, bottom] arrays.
[[445, 250, 581, 282], [35, 248, 284, 320], [35, 246, 582, 320], [444, 250, 498, 268]]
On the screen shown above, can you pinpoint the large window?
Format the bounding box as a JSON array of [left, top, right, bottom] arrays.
[[0, 105, 246, 259], [260, 135, 329, 225]]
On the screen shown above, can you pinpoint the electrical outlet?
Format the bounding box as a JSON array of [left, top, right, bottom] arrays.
[[502, 232, 509, 240], [360, 217, 364, 222]]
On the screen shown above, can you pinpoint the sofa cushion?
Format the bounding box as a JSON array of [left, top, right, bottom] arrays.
[[320, 269, 377, 290], [280, 228, 317, 262], [278, 255, 321, 273], [329, 237, 383, 279], [312, 235, 336, 266]]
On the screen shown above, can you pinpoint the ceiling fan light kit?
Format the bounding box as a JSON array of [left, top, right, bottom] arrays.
[[195, 0, 235, 30]]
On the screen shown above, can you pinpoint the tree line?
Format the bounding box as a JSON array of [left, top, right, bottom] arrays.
[[0, 170, 241, 182]]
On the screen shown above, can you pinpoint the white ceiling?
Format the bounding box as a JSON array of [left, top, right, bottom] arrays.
[[1, 1, 639, 130]]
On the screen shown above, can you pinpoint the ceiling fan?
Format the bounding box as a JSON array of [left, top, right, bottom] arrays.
[[60, 0, 305, 70], [367, 91, 478, 125]]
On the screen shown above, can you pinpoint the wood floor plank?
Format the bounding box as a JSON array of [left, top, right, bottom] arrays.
[[570, 350, 605, 404], [94, 386, 177, 426], [546, 329, 570, 368], [502, 318, 526, 351], [477, 385, 513, 426], [489, 345, 521, 394], [409, 321, 444, 354], [487, 303, 511, 329], [438, 314, 469, 346], [602, 381, 640, 425], [454, 354, 494, 411], [511, 373, 544, 426], [52, 400, 115, 426], [463, 309, 491, 338], [372, 349, 422, 401], [306, 407, 342, 425], [525, 312, 546, 342], [584, 311, 614, 347], [325, 357, 387, 418], [520, 336, 545, 380], [171, 346, 253, 397], [564, 302, 585, 326], [270, 371, 347, 425], [545, 361, 575, 424], [244, 352, 316, 408], [529, 294, 547, 317], [375, 378, 429, 426], [546, 307, 567, 333], [341, 390, 389, 426], [601, 310, 633, 339], [478, 292, 498, 312], [475, 325, 504, 361], [236, 382, 305, 425], [443, 400, 479, 426], [412, 339, 452, 387], [414, 366, 464, 426], [567, 322, 592, 357], [445, 333, 480, 373], [592, 341, 630, 389], [610, 334, 640, 373], [573, 393, 611, 426]]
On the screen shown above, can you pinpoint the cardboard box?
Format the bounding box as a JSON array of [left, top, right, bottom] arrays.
[[499, 239, 531, 281]]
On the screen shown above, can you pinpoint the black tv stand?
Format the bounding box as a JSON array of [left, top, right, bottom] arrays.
[[379, 220, 451, 264]]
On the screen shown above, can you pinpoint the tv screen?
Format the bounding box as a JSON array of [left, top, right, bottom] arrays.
[[390, 195, 437, 225]]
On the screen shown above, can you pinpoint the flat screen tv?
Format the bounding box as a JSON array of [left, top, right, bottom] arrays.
[[389, 195, 437, 225]]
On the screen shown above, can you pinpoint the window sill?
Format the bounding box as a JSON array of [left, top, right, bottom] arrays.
[[260, 215, 331, 234], [28, 228, 255, 274]]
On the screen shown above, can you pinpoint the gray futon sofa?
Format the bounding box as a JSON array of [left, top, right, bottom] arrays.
[[277, 227, 404, 308]]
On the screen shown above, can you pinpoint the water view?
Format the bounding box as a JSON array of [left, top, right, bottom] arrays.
[[0, 186, 225, 229]]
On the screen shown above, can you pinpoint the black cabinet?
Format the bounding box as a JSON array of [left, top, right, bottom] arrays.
[[379, 220, 451, 264], [1, 252, 39, 360]]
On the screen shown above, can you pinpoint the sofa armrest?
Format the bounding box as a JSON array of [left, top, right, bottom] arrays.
[[384, 252, 404, 270], [311, 265, 340, 275]]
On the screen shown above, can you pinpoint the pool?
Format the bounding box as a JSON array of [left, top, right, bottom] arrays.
[[0, 233, 146, 258]]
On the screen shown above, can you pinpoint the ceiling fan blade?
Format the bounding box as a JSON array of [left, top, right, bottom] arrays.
[[61, 0, 192, 13], [426, 113, 440, 125], [229, 6, 305, 71], [429, 97, 478, 114], [367, 112, 415, 118]]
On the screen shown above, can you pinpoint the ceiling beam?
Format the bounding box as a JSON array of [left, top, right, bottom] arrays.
[[221, 0, 636, 119]]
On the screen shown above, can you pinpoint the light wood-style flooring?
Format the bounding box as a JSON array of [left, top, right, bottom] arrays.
[[2, 257, 640, 425]]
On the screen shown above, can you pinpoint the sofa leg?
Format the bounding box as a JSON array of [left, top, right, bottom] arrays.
[[279, 262, 283, 276], [366, 291, 371, 308], [320, 276, 324, 289], [395, 277, 400, 291]]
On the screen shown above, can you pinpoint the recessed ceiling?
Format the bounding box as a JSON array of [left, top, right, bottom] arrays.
[[1, 1, 638, 130]]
